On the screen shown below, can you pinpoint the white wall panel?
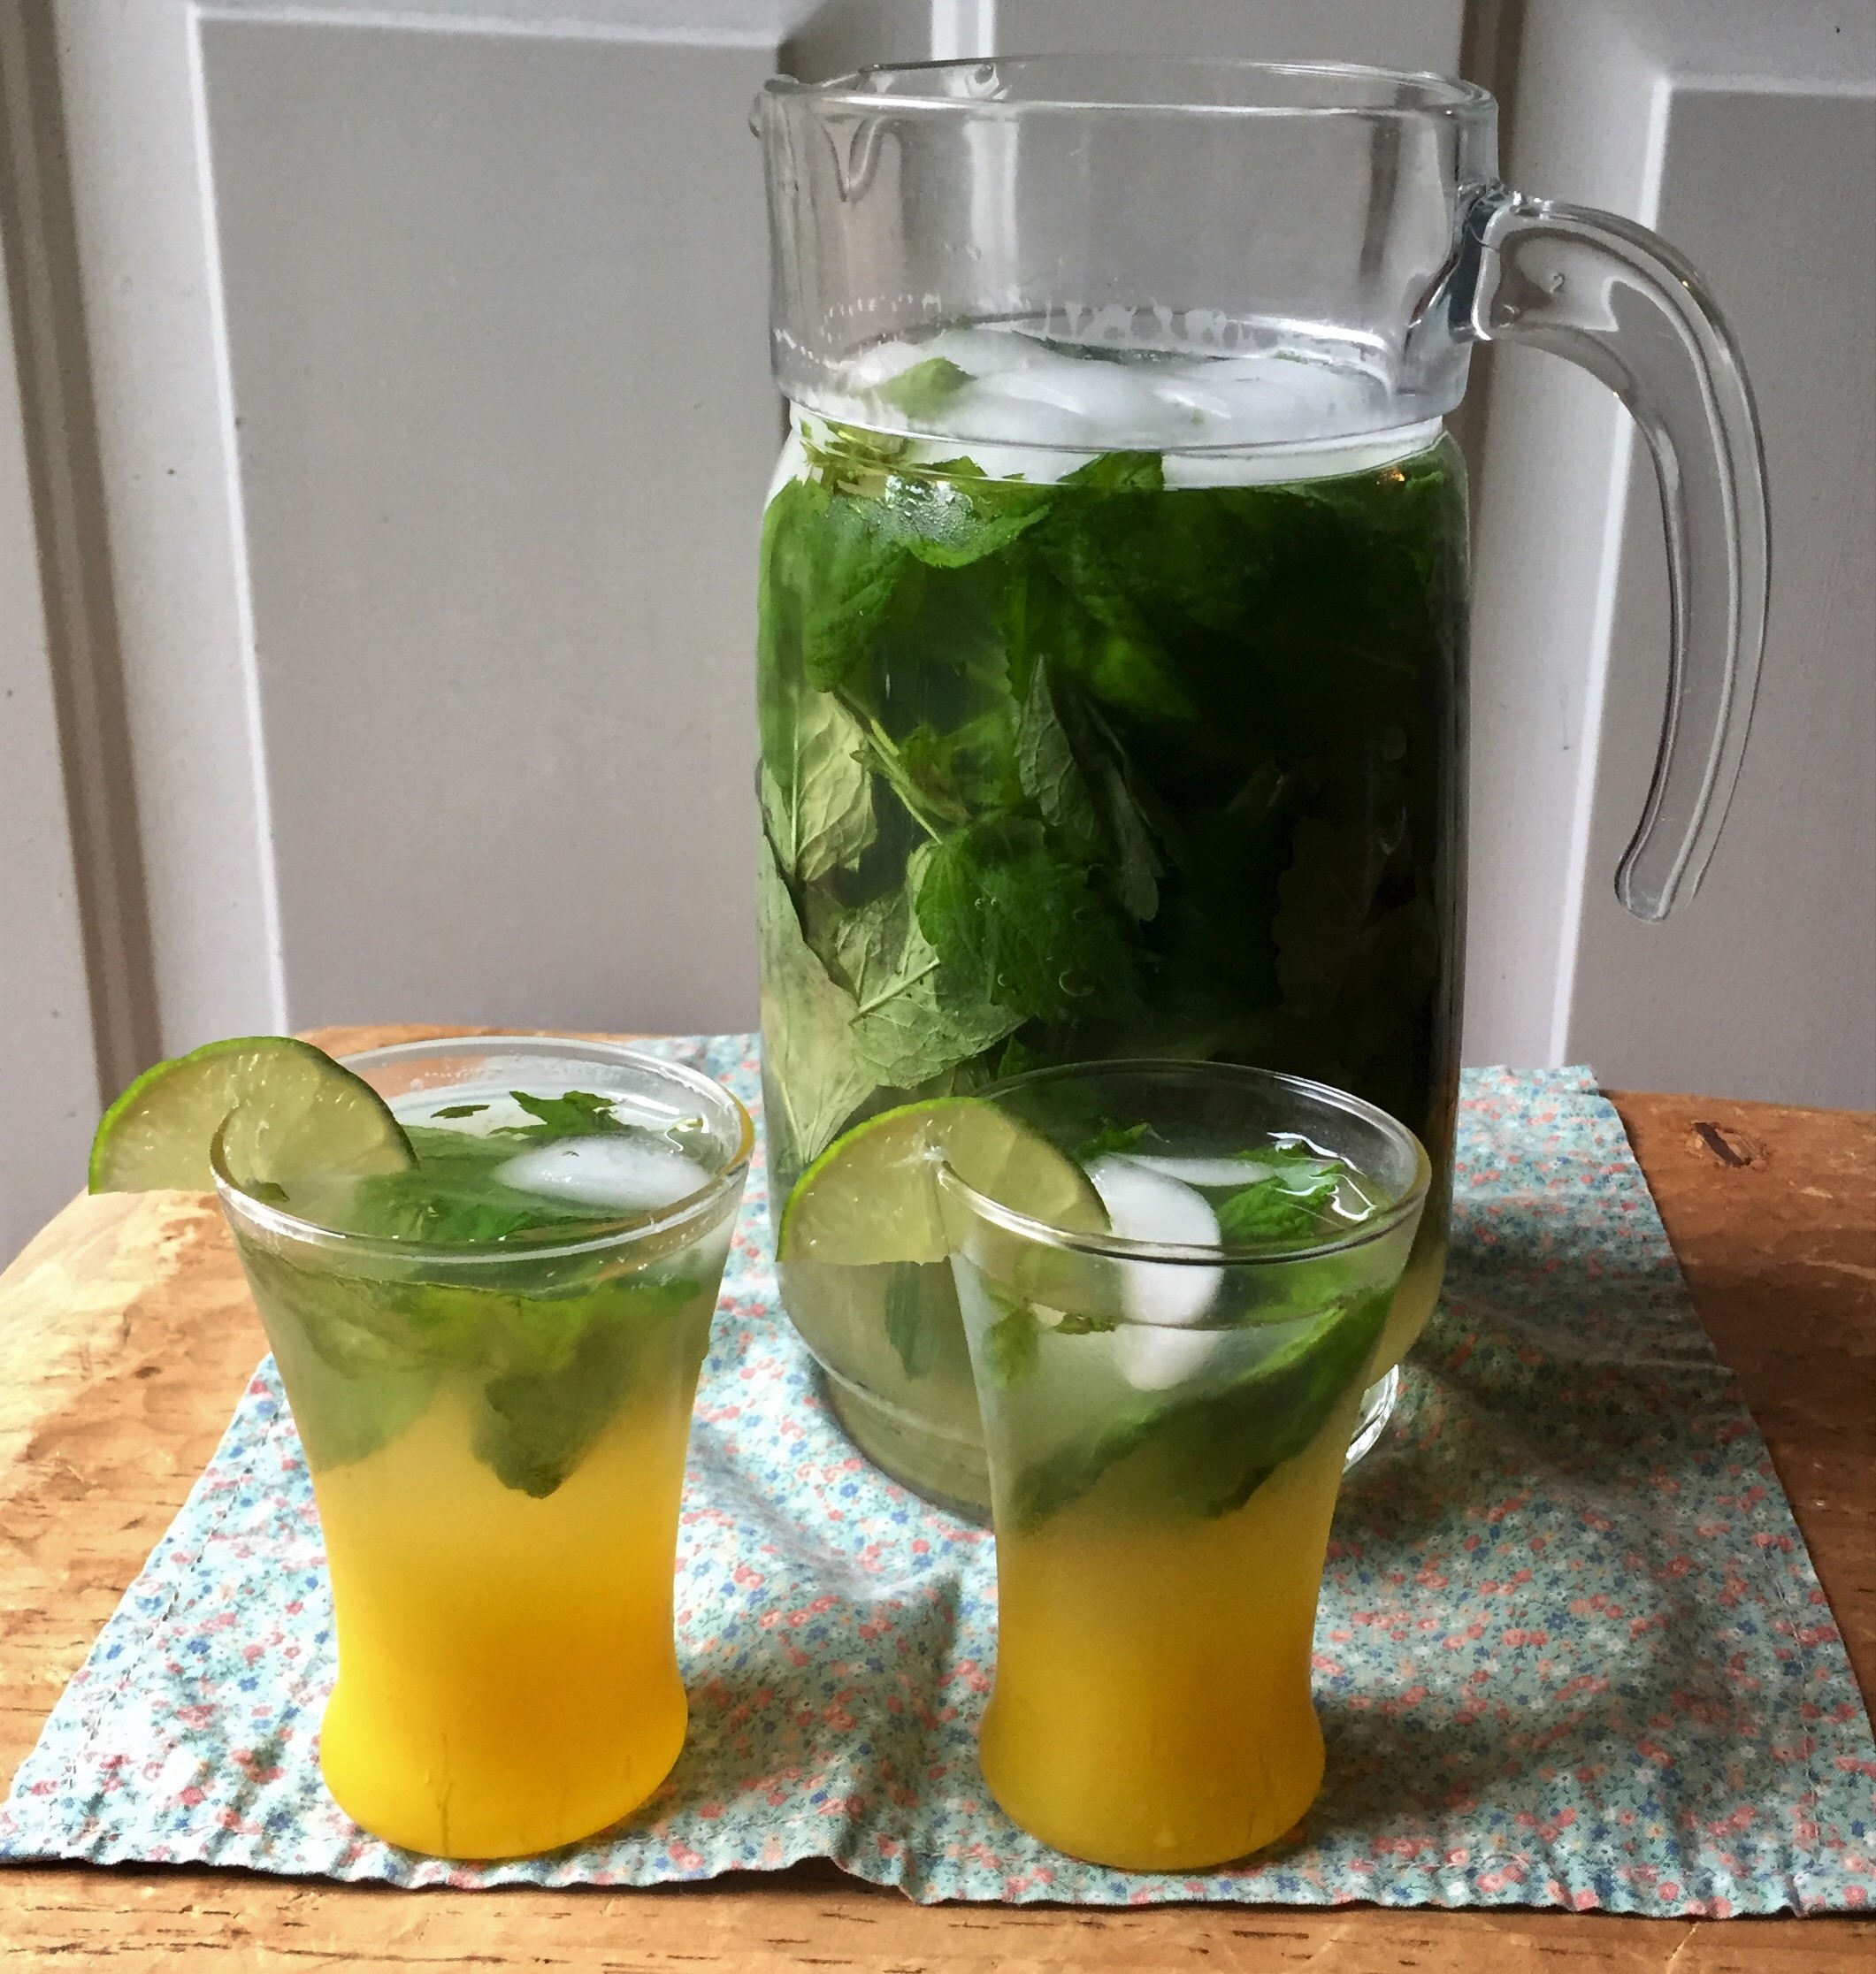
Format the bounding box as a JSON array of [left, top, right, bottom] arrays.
[[1568, 84, 1876, 1106], [18, 0, 1866, 1167], [785, 0, 946, 75], [993, 0, 1464, 72], [0, 213, 100, 1259], [1459, 4, 1659, 1070], [1464, 0, 1876, 1105], [195, 11, 780, 1033]]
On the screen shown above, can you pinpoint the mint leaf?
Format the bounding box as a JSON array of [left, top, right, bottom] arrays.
[[472, 1273, 698, 1497], [915, 815, 1135, 1022], [900, 707, 1024, 815], [241, 1246, 447, 1467], [849, 720, 962, 838], [1214, 1168, 1342, 1243], [1074, 1120, 1155, 1162], [884, 1264, 938, 1380], [804, 494, 913, 692], [756, 843, 877, 1172], [330, 1129, 637, 1243], [433, 1103, 488, 1119], [509, 1089, 624, 1136], [1012, 657, 1160, 920], [885, 472, 1052, 571], [1061, 449, 1165, 494], [476, 1324, 626, 1497], [1010, 1289, 1388, 1529], [828, 856, 1022, 1090], [1052, 1309, 1121, 1335], [761, 475, 915, 693], [799, 418, 912, 480], [1005, 552, 1197, 725], [871, 356, 971, 422], [1015, 661, 1102, 854], [984, 1296, 1040, 1389], [759, 685, 876, 882], [825, 878, 938, 1011], [1087, 752, 1160, 921]]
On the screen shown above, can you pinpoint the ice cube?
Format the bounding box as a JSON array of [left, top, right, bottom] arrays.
[[813, 322, 1442, 487], [973, 351, 1168, 435], [1083, 1154, 1222, 1390], [1114, 1327, 1220, 1392], [1122, 1152, 1277, 1190], [940, 386, 1110, 449], [495, 1135, 712, 1213]]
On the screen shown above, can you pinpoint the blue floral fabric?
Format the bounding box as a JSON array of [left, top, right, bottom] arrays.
[[3, 1048, 1871, 1912]]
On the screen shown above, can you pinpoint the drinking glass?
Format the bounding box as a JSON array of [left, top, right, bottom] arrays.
[[215, 1037, 751, 1858], [939, 1060, 1427, 1869]]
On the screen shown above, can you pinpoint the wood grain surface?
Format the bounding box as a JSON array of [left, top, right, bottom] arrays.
[[1, 1031, 1869, 1970]]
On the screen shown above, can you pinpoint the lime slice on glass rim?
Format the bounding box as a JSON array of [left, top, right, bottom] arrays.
[[88, 1036, 413, 1194], [777, 1095, 1105, 1266]]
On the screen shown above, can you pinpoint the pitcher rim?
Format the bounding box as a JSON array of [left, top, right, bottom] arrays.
[[763, 55, 1493, 122]]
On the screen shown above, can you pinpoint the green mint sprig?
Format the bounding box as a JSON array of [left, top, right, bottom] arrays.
[[757, 418, 1462, 1179]]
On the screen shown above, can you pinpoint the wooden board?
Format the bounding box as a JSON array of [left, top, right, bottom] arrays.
[[1, 1034, 1870, 1970]]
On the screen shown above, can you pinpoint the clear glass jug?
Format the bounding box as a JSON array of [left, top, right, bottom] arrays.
[[752, 57, 1767, 1516]]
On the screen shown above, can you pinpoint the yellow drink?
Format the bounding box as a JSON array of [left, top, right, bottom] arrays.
[[314, 1348, 704, 1857], [979, 1379, 1364, 1870], [216, 1038, 751, 1859]]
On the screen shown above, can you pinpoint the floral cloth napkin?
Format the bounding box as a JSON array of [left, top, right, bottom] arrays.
[[4, 1044, 1872, 1912]]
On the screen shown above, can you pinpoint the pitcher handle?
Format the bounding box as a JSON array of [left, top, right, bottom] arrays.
[[1464, 189, 1770, 922]]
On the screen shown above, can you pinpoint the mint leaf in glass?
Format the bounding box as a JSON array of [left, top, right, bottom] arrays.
[[1214, 1168, 1343, 1244], [507, 1089, 625, 1136], [1074, 1121, 1157, 1162], [916, 815, 1135, 1022], [984, 1297, 1042, 1389], [1010, 1289, 1389, 1530], [871, 356, 972, 422]]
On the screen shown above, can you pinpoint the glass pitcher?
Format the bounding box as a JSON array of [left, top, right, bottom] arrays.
[[751, 57, 1767, 1517]]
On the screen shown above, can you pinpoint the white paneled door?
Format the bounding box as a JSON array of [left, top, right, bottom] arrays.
[[197, 15, 782, 1038], [1463, 0, 1876, 1106], [0, 0, 1465, 1255], [0, 172, 98, 1263], [2, 0, 1867, 1260]]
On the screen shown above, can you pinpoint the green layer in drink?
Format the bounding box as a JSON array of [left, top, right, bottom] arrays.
[[235, 1086, 734, 1492]]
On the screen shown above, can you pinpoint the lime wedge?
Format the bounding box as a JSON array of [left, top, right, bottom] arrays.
[[89, 1036, 413, 1193], [777, 1097, 1105, 1266]]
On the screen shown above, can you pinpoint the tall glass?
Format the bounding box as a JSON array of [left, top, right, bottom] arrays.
[[753, 57, 1767, 1512], [215, 1038, 751, 1859], [939, 1061, 1428, 1870]]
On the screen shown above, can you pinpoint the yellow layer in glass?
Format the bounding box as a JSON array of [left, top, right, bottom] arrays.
[[311, 1381, 695, 1859], [979, 1380, 1365, 1871]]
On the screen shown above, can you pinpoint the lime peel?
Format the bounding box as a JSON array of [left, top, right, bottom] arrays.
[[89, 1036, 413, 1194], [777, 1096, 1104, 1267]]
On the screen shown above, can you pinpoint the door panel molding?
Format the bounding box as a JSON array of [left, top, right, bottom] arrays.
[[0, 157, 102, 1259], [45, 0, 281, 1056], [0, 2, 160, 1108]]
